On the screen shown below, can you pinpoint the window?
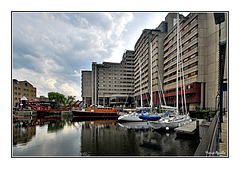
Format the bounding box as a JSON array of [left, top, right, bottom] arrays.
[[191, 44, 197, 50], [183, 41, 189, 47], [190, 17, 197, 24], [190, 35, 197, 42], [191, 26, 197, 33], [184, 58, 189, 63], [190, 53, 197, 59], [183, 49, 188, 55], [183, 33, 189, 39]]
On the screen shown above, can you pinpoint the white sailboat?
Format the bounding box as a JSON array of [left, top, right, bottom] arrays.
[[117, 53, 146, 122], [149, 13, 191, 130], [117, 112, 144, 122], [118, 42, 159, 121]]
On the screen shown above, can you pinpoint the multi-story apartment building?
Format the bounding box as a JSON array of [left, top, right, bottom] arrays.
[[81, 12, 228, 111], [12, 79, 37, 106], [82, 50, 135, 107], [81, 70, 92, 106], [162, 12, 228, 111], [134, 28, 167, 107]]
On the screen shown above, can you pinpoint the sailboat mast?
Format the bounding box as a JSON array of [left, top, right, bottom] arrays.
[[150, 42, 153, 113], [176, 13, 179, 115], [139, 58, 143, 107], [180, 30, 187, 115]]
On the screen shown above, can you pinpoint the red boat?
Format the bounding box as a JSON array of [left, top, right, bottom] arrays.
[[72, 107, 119, 118]]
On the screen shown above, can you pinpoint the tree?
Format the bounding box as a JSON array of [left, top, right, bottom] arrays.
[[65, 96, 76, 107], [48, 92, 66, 105], [48, 92, 76, 107]]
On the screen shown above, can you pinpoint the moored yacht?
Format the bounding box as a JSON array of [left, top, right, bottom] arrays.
[[72, 107, 119, 118], [117, 112, 144, 122], [149, 13, 191, 130]]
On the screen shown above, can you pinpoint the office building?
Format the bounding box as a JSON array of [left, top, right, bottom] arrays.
[[82, 70, 92, 106], [162, 12, 228, 111], [82, 50, 135, 107], [81, 12, 228, 111], [134, 28, 167, 107]]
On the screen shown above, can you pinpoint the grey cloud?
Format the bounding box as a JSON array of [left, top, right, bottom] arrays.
[[12, 12, 135, 99]]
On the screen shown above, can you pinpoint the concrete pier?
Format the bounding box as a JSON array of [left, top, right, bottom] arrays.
[[13, 110, 37, 116], [13, 110, 72, 117], [175, 119, 204, 136]]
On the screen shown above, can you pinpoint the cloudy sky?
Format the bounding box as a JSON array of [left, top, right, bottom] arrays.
[[12, 12, 189, 100]]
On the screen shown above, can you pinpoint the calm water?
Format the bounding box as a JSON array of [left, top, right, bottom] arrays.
[[12, 116, 199, 157]]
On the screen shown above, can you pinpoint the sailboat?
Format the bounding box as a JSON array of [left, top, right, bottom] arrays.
[[118, 43, 160, 122], [149, 13, 191, 130], [117, 57, 145, 122], [138, 42, 161, 121]]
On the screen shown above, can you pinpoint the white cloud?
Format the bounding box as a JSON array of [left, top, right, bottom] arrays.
[[59, 83, 80, 98], [12, 12, 169, 100], [40, 77, 57, 91]]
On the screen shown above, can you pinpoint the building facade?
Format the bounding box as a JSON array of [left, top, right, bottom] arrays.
[[12, 79, 37, 106], [134, 28, 167, 107], [82, 70, 92, 106], [81, 12, 228, 111], [82, 50, 135, 107], [162, 12, 228, 111]]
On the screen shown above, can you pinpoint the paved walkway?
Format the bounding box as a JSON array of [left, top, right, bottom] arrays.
[[219, 114, 228, 156]]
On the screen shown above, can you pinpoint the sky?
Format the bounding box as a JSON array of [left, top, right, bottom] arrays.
[[12, 12, 190, 100]]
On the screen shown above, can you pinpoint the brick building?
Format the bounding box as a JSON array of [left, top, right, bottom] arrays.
[[12, 79, 37, 106]]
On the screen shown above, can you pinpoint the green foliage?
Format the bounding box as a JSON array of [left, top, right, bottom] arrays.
[[48, 92, 76, 107], [48, 92, 65, 104], [64, 96, 76, 107], [47, 121, 65, 133], [209, 111, 216, 118]]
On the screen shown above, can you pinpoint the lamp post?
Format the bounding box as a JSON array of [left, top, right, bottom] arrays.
[[214, 13, 226, 122], [214, 13, 227, 144]]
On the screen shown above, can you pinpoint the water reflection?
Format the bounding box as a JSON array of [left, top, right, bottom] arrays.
[[12, 116, 199, 156]]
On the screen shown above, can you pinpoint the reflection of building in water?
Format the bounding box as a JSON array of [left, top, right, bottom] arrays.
[[82, 120, 116, 128], [80, 121, 199, 156], [13, 125, 36, 145], [81, 120, 140, 156]]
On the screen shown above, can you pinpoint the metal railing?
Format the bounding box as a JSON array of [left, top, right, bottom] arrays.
[[194, 111, 220, 156]]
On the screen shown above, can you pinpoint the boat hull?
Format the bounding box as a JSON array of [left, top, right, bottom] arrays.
[[72, 110, 119, 118], [139, 114, 161, 121], [149, 116, 192, 130], [118, 114, 143, 122], [117, 121, 150, 129]]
